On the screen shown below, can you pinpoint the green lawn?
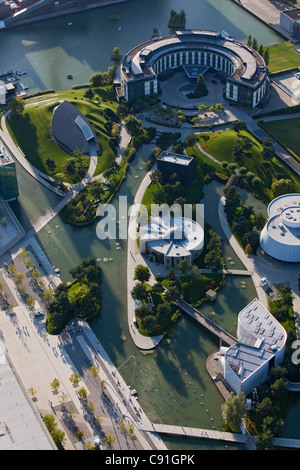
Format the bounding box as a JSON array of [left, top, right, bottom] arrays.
[[6, 86, 119, 182], [260, 118, 300, 161], [185, 128, 300, 203], [267, 42, 300, 74]]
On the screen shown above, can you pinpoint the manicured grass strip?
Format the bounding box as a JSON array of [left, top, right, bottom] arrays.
[[260, 118, 300, 161], [267, 42, 300, 74]]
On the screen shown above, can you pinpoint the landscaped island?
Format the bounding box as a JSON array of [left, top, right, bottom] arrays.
[[46, 257, 102, 335]]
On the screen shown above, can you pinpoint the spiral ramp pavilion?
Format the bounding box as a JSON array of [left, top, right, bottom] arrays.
[[260, 194, 300, 263]]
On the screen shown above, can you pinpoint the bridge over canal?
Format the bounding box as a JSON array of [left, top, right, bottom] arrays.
[[175, 299, 237, 346]]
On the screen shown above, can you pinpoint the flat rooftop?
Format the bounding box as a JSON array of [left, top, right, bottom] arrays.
[[0, 146, 14, 166], [225, 299, 286, 383], [282, 8, 300, 20], [267, 193, 300, 218], [158, 152, 194, 166], [122, 30, 266, 86], [0, 341, 55, 450]]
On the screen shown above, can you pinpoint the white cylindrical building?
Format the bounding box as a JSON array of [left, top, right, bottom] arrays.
[[140, 215, 204, 268], [260, 194, 300, 263]]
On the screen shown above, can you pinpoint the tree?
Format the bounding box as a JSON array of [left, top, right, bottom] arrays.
[[256, 429, 274, 450], [221, 390, 247, 432], [26, 295, 36, 310], [43, 414, 66, 450], [152, 27, 160, 39], [69, 372, 80, 387], [134, 264, 151, 283], [246, 33, 252, 47], [262, 144, 275, 161], [7, 263, 16, 277], [44, 288, 54, 303], [135, 304, 153, 319], [104, 432, 116, 447], [1, 217, 8, 229], [90, 365, 99, 378], [66, 159, 76, 176], [264, 48, 270, 66], [167, 267, 176, 281], [204, 250, 222, 273], [131, 282, 147, 301], [46, 158, 56, 172], [10, 96, 25, 115], [77, 386, 88, 400], [168, 9, 186, 28], [124, 115, 142, 137], [50, 378, 60, 393], [232, 121, 247, 133], [271, 178, 295, 199], [195, 73, 208, 97], [165, 285, 181, 302], [256, 397, 274, 419], [252, 37, 258, 51], [184, 134, 198, 148], [16, 272, 24, 285], [83, 440, 95, 450], [111, 46, 122, 61], [177, 259, 192, 276], [150, 169, 163, 184], [271, 378, 287, 402], [28, 386, 37, 399], [141, 315, 157, 332]]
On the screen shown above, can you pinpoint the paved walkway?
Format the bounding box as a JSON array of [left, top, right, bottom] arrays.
[[233, 0, 295, 40], [126, 165, 164, 350], [0, 259, 167, 450], [0, 112, 66, 197]]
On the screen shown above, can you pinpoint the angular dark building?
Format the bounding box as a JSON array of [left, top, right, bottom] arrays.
[[157, 152, 196, 185]]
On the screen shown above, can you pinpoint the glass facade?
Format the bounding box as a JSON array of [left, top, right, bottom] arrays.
[[0, 162, 19, 200]]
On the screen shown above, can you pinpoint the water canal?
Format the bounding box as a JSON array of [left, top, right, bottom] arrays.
[[0, 0, 281, 95], [3, 0, 298, 450]]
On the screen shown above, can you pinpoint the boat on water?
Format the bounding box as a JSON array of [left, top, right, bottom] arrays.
[[110, 14, 120, 20], [68, 22, 72, 26], [118, 26, 121, 32], [16, 70, 27, 76]]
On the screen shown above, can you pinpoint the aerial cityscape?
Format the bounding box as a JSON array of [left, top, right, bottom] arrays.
[[0, 0, 300, 454]]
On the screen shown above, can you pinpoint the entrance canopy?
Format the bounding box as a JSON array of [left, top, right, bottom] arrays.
[[183, 65, 209, 79]]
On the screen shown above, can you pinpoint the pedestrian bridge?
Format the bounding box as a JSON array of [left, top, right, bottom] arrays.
[[143, 423, 300, 449], [175, 299, 237, 346]]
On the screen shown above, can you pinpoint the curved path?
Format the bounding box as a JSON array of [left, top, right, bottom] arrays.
[[0, 112, 66, 197], [126, 165, 164, 349]]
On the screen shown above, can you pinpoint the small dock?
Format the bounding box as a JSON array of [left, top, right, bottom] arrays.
[[175, 299, 237, 346]]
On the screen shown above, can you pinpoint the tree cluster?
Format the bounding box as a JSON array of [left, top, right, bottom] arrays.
[[46, 257, 102, 334], [204, 229, 223, 273], [168, 9, 186, 28], [247, 34, 269, 65], [89, 66, 117, 87], [224, 186, 265, 253]]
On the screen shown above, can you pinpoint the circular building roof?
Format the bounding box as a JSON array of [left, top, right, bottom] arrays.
[[140, 216, 204, 259], [260, 194, 300, 262]]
